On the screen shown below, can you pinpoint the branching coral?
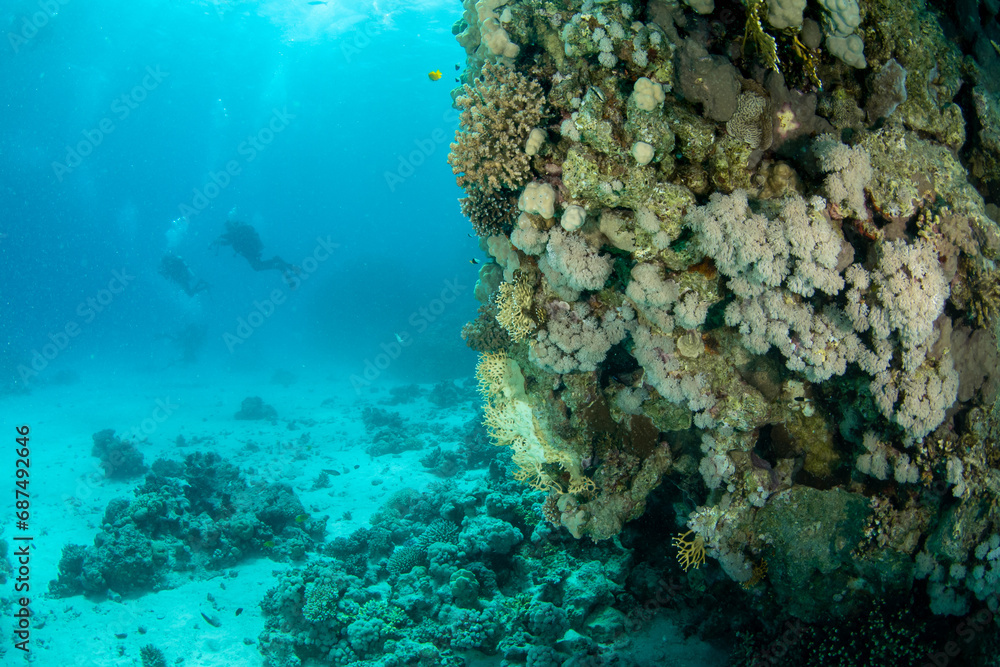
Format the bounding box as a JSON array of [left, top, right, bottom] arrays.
[[673, 530, 706, 571], [449, 62, 546, 195], [687, 190, 846, 299], [461, 187, 520, 237], [813, 135, 872, 219], [541, 229, 614, 301], [843, 239, 950, 372], [742, 0, 780, 72], [529, 298, 630, 374], [462, 303, 511, 353]]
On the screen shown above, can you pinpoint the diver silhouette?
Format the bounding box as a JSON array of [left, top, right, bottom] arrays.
[[210, 219, 300, 287], [159, 253, 210, 296]]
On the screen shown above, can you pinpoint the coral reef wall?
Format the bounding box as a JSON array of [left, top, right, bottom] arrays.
[[452, 0, 1000, 626]]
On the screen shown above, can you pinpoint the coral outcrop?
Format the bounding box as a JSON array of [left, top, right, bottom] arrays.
[[49, 452, 322, 597], [452, 0, 1000, 644]]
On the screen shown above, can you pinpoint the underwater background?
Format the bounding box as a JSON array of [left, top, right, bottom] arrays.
[[1, 0, 477, 384], [1, 0, 1000, 666]]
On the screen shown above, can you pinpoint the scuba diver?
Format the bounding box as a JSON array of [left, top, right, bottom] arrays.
[[159, 253, 210, 296], [210, 219, 300, 287]]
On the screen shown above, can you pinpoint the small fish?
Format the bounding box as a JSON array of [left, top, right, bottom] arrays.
[[295, 513, 310, 523], [467, 233, 476, 238], [235, 608, 244, 616], [428, 70, 442, 81], [263, 540, 276, 548], [455, 64, 460, 70], [321, 468, 341, 476], [201, 612, 222, 628], [469, 258, 479, 264], [394, 333, 404, 343]]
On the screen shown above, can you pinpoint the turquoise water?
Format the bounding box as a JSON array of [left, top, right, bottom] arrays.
[[2, 0, 476, 385], [2, 1, 1000, 666]]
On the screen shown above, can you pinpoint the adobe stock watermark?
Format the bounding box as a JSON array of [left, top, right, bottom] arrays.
[[61, 396, 178, 509], [350, 276, 467, 392], [178, 107, 295, 218], [51, 66, 169, 182], [16, 268, 135, 385], [7, 0, 71, 54], [622, 574, 686, 633], [206, 0, 243, 22], [340, 18, 388, 64], [122, 397, 180, 442], [222, 235, 339, 352], [923, 597, 998, 667], [383, 108, 460, 192]]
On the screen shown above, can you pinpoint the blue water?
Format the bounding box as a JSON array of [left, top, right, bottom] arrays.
[[6, 1, 1000, 665], [1, 0, 477, 386]]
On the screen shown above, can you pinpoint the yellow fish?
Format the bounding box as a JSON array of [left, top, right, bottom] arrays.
[[428, 70, 442, 81]]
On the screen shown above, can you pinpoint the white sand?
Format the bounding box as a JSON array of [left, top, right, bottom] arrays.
[[1, 365, 476, 666], [0, 364, 725, 667]]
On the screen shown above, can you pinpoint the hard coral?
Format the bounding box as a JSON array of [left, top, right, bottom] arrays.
[[461, 187, 519, 237], [726, 89, 772, 150], [461, 303, 512, 353], [449, 62, 546, 195]]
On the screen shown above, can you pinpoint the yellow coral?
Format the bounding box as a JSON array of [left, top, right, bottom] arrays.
[[791, 33, 823, 91], [512, 458, 561, 492], [495, 273, 536, 341], [742, 0, 779, 72], [741, 559, 768, 589], [672, 530, 706, 572], [567, 474, 597, 495], [476, 352, 594, 496], [776, 107, 800, 136], [476, 351, 556, 489], [476, 350, 509, 400]]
